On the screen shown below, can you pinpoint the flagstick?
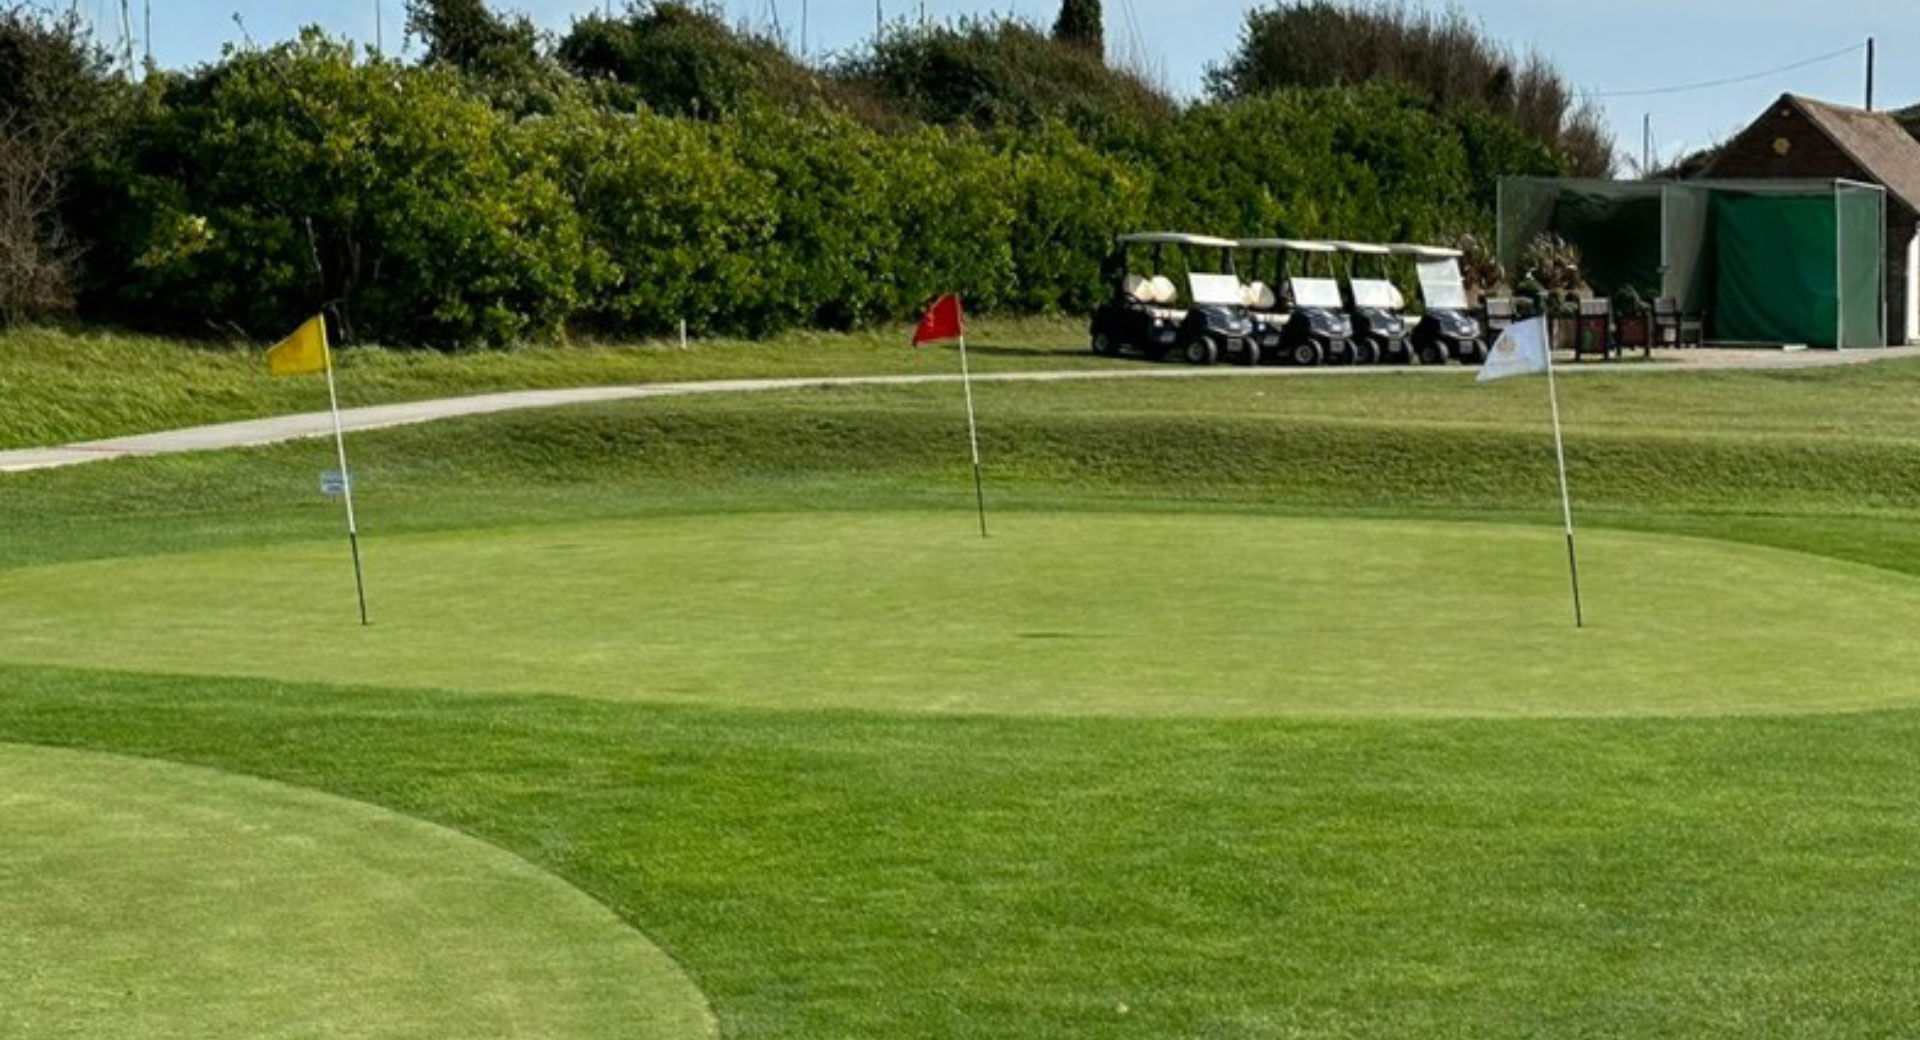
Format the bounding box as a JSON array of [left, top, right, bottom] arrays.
[[324, 348, 370, 626], [957, 333, 988, 538], [1544, 350, 1583, 629]]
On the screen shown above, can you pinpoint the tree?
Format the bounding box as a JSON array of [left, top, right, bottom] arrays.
[[0, 5, 123, 324], [1052, 0, 1102, 54], [556, 2, 820, 119], [404, 0, 541, 81]]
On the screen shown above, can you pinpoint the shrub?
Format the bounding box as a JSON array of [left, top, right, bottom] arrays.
[[80, 33, 595, 346], [1206, 1, 1613, 176], [556, 2, 828, 120], [832, 16, 1171, 139], [532, 100, 773, 335]]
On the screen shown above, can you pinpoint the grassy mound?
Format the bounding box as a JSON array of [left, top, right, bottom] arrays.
[[0, 743, 715, 1040], [0, 319, 1092, 448]]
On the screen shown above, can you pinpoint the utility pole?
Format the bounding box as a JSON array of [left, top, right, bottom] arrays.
[[375, 1, 383, 54], [1865, 37, 1875, 111], [143, 0, 151, 70], [118, 0, 134, 75], [1642, 113, 1652, 179], [801, 0, 808, 58], [876, 0, 882, 40]]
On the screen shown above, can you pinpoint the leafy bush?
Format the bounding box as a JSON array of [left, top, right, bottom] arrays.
[[556, 2, 827, 120], [1138, 85, 1490, 246], [25, 3, 1587, 348], [78, 33, 595, 346], [1207, 1, 1612, 176], [532, 100, 772, 335], [833, 17, 1172, 139]]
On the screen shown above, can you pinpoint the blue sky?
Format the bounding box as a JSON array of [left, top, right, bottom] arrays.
[[82, 0, 1919, 166]]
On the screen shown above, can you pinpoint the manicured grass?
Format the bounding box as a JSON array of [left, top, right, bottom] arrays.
[[0, 742, 714, 1040], [0, 317, 1097, 448], [3, 512, 1919, 717], [5, 372, 1920, 574], [4, 672, 1920, 1039], [6, 360, 1920, 1038]]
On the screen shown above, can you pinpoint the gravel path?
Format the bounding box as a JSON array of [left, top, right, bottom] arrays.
[[5, 345, 1918, 474]]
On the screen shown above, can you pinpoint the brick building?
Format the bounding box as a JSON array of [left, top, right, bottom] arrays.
[[1705, 94, 1920, 345]]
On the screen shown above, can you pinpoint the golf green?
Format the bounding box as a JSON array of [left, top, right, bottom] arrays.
[[0, 512, 1914, 717], [0, 743, 716, 1040]]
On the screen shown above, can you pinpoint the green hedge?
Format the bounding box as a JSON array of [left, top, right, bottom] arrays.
[[67, 36, 1561, 347]]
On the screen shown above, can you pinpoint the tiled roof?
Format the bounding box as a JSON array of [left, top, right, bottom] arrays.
[[1788, 94, 1920, 212]]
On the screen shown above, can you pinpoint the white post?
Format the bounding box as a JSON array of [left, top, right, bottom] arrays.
[[1544, 350, 1583, 628], [680, 318, 688, 350], [324, 343, 370, 626], [958, 334, 987, 538]]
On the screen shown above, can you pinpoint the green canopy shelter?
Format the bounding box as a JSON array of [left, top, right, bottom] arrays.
[[1498, 177, 1886, 348]]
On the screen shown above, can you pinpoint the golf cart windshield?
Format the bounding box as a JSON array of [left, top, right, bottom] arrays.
[[1415, 259, 1470, 310], [1187, 273, 1244, 307], [1291, 278, 1344, 310], [1350, 279, 1401, 310]]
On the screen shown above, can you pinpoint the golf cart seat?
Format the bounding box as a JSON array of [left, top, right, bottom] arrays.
[[1244, 281, 1279, 311], [1123, 274, 1152, 302], [1149, 275, 1178, 305]]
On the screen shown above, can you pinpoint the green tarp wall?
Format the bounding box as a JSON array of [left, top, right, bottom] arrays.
[[1712, 188, 1882, 348]]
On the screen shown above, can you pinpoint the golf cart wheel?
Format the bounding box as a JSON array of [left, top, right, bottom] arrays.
[[1289, 340, 1323, 367], [1091, 332, 1117, 357], [1323, 340, 1355, 366], [1459, 340, 1488, 366], [1183, 337, 1219, 366], [1418, 343, 1448, 366], [1238, 340, 1262, 367], [1352, 339, 1381, 366]]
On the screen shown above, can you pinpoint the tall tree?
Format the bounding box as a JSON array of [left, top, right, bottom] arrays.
[[1051, 0, 1102, 55]]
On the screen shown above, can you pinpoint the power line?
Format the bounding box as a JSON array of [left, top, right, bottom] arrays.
[[1584, 41, 1867, 100]]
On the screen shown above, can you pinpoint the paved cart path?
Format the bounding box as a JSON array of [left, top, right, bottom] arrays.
[[5, 346, 1918, 473]]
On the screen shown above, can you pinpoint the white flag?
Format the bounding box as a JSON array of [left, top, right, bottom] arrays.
[[1477, 317, 1551, 383]]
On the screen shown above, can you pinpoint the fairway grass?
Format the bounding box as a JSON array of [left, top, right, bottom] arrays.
[[8, 368, 1920, 1039], [1, 512, 1917, 717], [0, 743, 715, 1040]]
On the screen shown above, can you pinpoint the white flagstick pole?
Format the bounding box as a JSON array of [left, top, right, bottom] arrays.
[[1544, 346, 1583, 628], [323, 333, 370, 626], [957, 330, 988, 539]]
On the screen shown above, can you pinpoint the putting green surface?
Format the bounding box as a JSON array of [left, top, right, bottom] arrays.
[[4, 512, 1917, 717], [0, 743, 716, 1040]]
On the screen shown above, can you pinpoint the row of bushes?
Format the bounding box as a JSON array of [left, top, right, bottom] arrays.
[[56, 31, 1560, 347]]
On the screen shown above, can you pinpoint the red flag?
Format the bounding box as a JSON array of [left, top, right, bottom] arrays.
[[912, 294, 964, 346]]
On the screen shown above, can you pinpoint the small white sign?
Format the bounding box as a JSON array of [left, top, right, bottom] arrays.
[[320, 470, 349, 496]]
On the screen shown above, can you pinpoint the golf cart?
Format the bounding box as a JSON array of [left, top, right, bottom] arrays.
[[1090, 232, 1258, 365], [1237, 239, 1356, 366], [1390, 244, 1486, 366], [1328, 241, 1411, 365]]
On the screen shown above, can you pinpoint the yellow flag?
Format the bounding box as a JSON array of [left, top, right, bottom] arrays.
[[267, 314, 330, 376]]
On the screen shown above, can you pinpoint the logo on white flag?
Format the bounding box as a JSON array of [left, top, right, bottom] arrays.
[[1477, 318, 1552, 383]]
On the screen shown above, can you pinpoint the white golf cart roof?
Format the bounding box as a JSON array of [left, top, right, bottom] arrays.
[[1388, 243, 1464, 260], [1326, 241, 1393, 256], [1117, 232, 1239, 249], [1239, 238, 1338, 253]]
